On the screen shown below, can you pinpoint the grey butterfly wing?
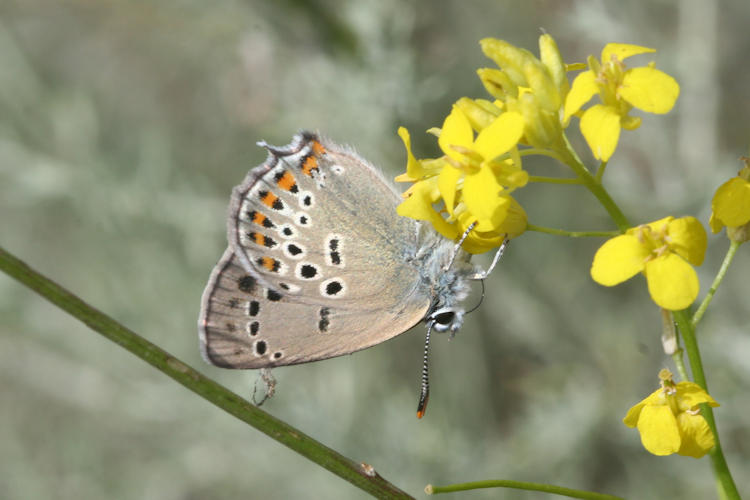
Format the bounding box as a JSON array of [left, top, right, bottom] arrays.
[[199, 133, 431, 368]]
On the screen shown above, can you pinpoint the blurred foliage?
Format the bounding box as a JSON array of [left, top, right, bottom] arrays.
[[1, 1, 749, 499]]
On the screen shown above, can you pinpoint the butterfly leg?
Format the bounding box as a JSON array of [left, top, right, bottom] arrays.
[[444, 221, 478, 271], [470, 238, 509, 280]]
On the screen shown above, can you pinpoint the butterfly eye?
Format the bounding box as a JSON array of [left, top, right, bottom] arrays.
[[434, 311, 455, 325], [430, 310, 457, 333], [427, 307, 464, 334]]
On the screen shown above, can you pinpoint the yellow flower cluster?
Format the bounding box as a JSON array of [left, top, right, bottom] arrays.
[[396, 35, 571, 253], [395, 36, 681, 255], [624, 369, 718, 458]]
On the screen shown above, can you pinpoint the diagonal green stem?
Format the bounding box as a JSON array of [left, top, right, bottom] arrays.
[[673, 310, 740, 500], [595, 160, 609, 183], [0, 245, 413, 500], [560, 134, 630, 231], [426, 479, 623, 499], [526, 224, 619, 238], [528, 175, 584, 185], [692, 240, 741, 327]]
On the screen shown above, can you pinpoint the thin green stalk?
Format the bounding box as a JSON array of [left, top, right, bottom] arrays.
[[426, 479, 623, 499], [595, 160, 609, 183], [526, 224, 620, 238], [661, 309, 689, 381], [673, 309, 740, 500], [692, 240, 741, 327], [560, 133, 630, 231], [671, 348, 689, 382], [517, 147, 565, 161], [0, 246, 413, 500], [528, 175, 584, 185]]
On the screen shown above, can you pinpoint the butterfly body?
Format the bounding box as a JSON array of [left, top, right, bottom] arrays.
[[199, 132, 474, 370]]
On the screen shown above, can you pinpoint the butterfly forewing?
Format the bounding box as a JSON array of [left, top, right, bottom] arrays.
[[199, 133, 432, 368]]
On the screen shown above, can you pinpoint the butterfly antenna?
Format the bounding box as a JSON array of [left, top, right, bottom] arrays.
[[417, 321, 434, 419], [466, 279, 486, 315], [445, 221, 478, 271]]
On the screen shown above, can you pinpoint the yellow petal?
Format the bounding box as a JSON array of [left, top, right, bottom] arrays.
[[709, 211, 724, 234], [437, 165, 463, 215], [666, 216, 707, 266], [522, 57, 561, 112], [539, 33, 569, 99], [474, 111, 525, 161], [563, 70, 597, 122], [494, 159, 529, 189], [620, 67, 680, 114], [455, 198, 526, 254], [580, 104, 621, 161], [676, 412, 715, 458], [396, 127, 442, 181], [397, 179, 459, 240], [463, 165, 508, 225], [478, 67, 517, 100], [675, 382, 720, 410], [480, 38, 528, 88], [462, 231, 507, 254], [635, 216, 673, 236], [601, 43, 655, 63], [496, 196, 527, 238], [397, 127, 421, 181], [623, 388, 663, 427], [439, 107, 474, 162], [644, 253, 699, 310], [455, 97, 499, 132], [712, 177, 750, 228], [591, 234, 649, 286], [518, 94, 561, 149], [637, 404, 681, 456]]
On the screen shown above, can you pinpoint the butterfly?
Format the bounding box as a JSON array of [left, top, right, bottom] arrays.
[[199, 132, 503, 416]]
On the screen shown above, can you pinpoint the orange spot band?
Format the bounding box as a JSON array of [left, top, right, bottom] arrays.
[[260, 256, 279, 272], [311, 140, 326, 156], [251, 232, 264, 246], [260, 191, 280, 208], [252, 211, 268, 226], [302, 156, 318, 176], [276, 171, 297, 191]]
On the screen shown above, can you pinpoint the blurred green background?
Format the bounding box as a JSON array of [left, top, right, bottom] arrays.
[[1, 1, 749, 498]]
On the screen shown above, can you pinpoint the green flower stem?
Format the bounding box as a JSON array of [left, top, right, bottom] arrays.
[[526, 224, 620, 238], [528, 175, 584, 185], [673, 309, 740, 500], [692, 240, 741, 327], [517, 148, 565, 162], [595, 161, 609, 183], [661, 310, 689, 381], [560, 134, 630, 231], [0, 246, 413, 500], [671, 348, 689, 382], [425, 479, 623, 499]]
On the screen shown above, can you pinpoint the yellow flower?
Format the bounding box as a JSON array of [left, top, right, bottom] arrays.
[[395, 107, 528, 254], [478, 34, 568, 151], [564, 43, 680, 161], [590, 216, 707, 310], [437, 106, 526, 227], [709, 158, 750, 242], [623, 369, 718, 458]]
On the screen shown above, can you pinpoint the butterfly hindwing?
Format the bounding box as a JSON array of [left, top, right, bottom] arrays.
[[199, 248, 431, 368]]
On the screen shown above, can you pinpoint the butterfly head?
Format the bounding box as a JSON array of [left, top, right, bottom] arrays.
[[427, 306, 464, 334]]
